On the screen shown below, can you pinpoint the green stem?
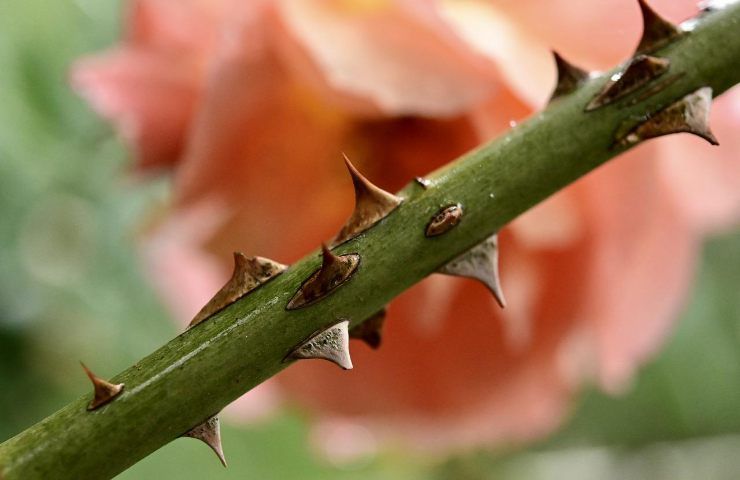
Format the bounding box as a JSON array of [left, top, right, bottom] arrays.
[[2, 5, 740, 479]]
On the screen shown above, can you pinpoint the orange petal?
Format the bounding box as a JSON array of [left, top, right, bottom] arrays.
[[71, 48, 201, 169], [127, 0, 228, 54], [571, 145, 698, 393], [274, 0, 496, 116], [509, 192, 584, 250], [437, 0, 554, 108], [172, 4, 352, 262]]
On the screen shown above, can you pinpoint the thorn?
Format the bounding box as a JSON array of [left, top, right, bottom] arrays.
[[183, 415, 227, 467], [425, 204, 463, 237], [81, 362, 124, 411], [287, 320, 353, 370], [585, 55, 670, 111], [189, 253, 287, 328], [617, 86, 718, 148], [286, 244, 360, 310], [438, 234, 506, 308], [549, 51, 590, 102], [349, 309, 387, 349], [332, 155, 403, 246], [635, 0, 683, 54]]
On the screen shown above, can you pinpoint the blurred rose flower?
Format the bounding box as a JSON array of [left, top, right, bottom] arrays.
[[72, 0, 740, 454]]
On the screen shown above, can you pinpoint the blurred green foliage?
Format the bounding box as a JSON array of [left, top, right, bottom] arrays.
[[1, 1, 739, 479]]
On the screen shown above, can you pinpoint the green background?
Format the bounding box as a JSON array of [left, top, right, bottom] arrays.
[[1, 1, 739, 478]]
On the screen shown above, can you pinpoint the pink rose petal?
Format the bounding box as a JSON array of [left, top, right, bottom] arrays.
[[72, 48, 200, 168], [275, 0, 496, 116]]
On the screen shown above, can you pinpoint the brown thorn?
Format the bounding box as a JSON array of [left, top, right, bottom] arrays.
[[635, 0, 684, 55], [438, 233, 506, 308], [585, 55, 670, 111], [286, 244, 360, 310], [182, 415, 227, 467], [616, 86, 719, 148], [332, 155, 403, 246], [425, 204, 463, 237], [189, 252, 287, 328], [349, 309, 387, 349], [81, 362, 124, 411], [549, 51, 590, 102], [286, 320, 353, 370]]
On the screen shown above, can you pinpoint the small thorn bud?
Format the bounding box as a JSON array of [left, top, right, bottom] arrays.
[[182, 415, 227, 467], [333, 155, 403, 246], [549, 51, 590, 102], [438, 234, 506, 308], [349, 309, 387, 349], [635, 0, 683, 54], [189, 253, 287, 328], [81, 362, 124, 411], [616, 86, 719, 147], [585, 55, 670, 111], [415, 177, 432, 189], [425, 204, 463, 237], [287, 320, 353, 370], [286, 245, 360, 310]]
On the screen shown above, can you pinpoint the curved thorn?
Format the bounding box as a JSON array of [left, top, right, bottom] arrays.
[[617, 86, 719, 147], [349, 309, 387, 349], [189, 253, 287, 328], [585, 54, 670, 111], [333, 155, 403, 246], [287, 320, 353, 370], [635, 0, 683, 54], [549, 51, 590, 102], [81, 362, 124, 411], [182, 415, 227, 467], [286, 245, 360, 310], [438, 234, 506, 308]]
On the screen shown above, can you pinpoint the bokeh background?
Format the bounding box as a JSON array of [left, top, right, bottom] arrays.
[[2, 0, 740, 479]]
